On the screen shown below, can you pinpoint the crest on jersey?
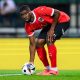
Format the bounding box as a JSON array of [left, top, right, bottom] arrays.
[[38, 17, 44, 22]]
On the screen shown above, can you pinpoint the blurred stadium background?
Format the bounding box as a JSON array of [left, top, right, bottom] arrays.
[[0, 0, 80, 70]]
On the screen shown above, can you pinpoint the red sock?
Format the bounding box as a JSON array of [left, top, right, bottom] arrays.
[[47, 44, 57, 67], [36, 47, 49, 67]]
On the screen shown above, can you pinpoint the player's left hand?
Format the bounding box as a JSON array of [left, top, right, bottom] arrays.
[[47, 29, 54, 43]]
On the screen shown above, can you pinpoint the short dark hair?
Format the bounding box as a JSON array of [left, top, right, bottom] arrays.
[[19, 5, 30, 12]]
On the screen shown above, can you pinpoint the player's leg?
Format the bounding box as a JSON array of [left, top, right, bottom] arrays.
[[46, 40, 58, 75], [36, 38, 50, 69], [36, 26, 52, 75], [36, 39, 52, 75], [36, 25, 52, 70], [47, 22, 69, 75]]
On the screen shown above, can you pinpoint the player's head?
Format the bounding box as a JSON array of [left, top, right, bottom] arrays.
[[19, 5, 31, 22]]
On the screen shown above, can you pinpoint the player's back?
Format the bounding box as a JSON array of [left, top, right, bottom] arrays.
[[33, 6, 70, 23]]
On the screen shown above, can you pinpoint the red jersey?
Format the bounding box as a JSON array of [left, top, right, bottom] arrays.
[[25, 6, 70, 37]]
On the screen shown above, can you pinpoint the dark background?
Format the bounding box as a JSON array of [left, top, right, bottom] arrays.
[[0, 0, 79, 38]]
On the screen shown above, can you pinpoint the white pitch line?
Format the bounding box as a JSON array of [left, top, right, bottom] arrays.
[[0, 74, 22, 76]]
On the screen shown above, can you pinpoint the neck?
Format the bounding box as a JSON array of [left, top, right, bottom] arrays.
[[30, 12, 35, 23]]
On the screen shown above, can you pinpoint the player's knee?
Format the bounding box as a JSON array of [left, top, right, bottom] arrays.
[[36, 39, 45, 48]]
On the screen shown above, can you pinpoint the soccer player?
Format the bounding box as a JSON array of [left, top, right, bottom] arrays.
[[19, 5, 70, 75]]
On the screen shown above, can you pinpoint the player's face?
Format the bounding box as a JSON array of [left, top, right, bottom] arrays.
[[20, 10, 31, 22]]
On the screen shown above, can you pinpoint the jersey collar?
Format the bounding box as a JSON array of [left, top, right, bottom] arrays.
[[30, 11, 36, 24]]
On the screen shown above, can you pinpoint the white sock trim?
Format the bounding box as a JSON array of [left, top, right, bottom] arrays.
[[45, 66, 51, 70], [50, 67, 58, 71]]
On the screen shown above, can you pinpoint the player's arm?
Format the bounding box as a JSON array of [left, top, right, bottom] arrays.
[[25, 23, 36, 64], [28, 34, 36, 64], [47, 9, 60, 43]]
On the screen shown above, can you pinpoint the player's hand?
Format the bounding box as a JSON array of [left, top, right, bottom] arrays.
[[47, 29, 54, 43]]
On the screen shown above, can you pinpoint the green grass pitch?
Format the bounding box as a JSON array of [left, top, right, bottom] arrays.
[[0, 70, 80, 80]]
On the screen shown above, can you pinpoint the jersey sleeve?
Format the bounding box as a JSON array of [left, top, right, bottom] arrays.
[[35, 6, 54, 16], [25, 23, 34, 37], [58, 11, 70, 23]]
